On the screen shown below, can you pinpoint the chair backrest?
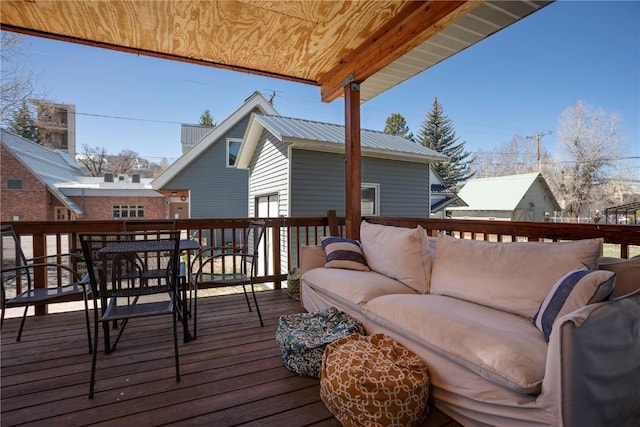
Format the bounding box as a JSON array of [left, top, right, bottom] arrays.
[[79, 231, 181, 299], [244, 221, 266, 276], [1, 225, 31, 298]]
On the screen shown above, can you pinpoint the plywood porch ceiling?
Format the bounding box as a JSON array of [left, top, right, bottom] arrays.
[[1, 1, 551, 103]]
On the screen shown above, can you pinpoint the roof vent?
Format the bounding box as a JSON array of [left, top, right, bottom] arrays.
[[104, 172, 114, 182]]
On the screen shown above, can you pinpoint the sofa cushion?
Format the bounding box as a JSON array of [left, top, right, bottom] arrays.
[[598, 256, 640, 298], [360, 221, 432, 294], [532, 269, 616, 341], [301, 267, 416, 310], [321, 236, 369, 271], [299, 245, 328, 275], [430, 236, 603, 319], [362, 294, 548, 394]]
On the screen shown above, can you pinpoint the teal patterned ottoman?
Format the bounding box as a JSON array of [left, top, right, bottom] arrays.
[[276, 307, 365, 378]]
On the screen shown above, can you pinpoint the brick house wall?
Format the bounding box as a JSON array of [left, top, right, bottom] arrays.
[[69, 196, 169, 220], [1, 145, 51, 222], [2, 145, 169, 221]]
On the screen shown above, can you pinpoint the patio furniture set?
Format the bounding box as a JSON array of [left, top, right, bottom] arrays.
[[1, 221, 266, 399]]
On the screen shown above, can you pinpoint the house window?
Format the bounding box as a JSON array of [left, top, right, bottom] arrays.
[[227, 139, 241, 167], [55, 207, 73, 221], [361, 183, 380, 216], [7, 179, 23, 190], [113, 205, 145, 219]]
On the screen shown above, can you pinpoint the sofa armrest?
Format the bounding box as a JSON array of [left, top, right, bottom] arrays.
[[300, 245, 326, 276], [542, 289, 640, 426]]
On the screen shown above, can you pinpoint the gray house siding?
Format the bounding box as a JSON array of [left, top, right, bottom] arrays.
[[290, 149, 429, 217], [247, 130, 289, 217], [162, 115, 251, 218], [247, 130, 291, 273], [362, 157, 430, 217], [290, 149, 344, 216]]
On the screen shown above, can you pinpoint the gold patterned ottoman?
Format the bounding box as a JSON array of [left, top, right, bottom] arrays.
[[320, 333, 430, 427]]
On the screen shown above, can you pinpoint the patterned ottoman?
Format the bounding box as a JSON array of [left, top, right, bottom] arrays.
[[276, 307, 365, 378], [320, 333, 430, 427]]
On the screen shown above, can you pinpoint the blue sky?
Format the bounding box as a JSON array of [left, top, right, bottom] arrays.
[[7, 1, 640, 178]]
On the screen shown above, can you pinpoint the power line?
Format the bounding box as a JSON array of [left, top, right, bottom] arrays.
[[75, 111, 184, 125], [526, 130, 552, 172]]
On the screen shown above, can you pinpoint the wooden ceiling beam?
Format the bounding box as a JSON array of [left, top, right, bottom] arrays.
[[319, 0, 482, 103]]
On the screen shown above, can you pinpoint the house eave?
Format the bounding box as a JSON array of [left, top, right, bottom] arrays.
[[152, 92, 278, 187]]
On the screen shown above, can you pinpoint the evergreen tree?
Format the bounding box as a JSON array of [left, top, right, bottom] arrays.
[[383, 112, 413, 140], [199, 109, 216, 126], [8, 100, 39, 142], [416, 97, 474, 189]]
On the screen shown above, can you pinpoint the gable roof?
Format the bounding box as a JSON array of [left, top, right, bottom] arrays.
[[236, 114, 447, 168], [449, 172, 561, 212], [1, 128, 85, 215], [152, 91, 279, 189]]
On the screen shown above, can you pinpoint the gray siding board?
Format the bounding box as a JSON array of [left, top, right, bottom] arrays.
[[163, 115, 252, 218], [363, 157, 429, 217], [290, 149, 429, 217], [248, 131, 289, 217], [291, 150, 345, 216]]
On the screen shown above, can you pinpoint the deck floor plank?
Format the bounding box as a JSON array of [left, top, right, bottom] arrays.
[[1, 289, 461, 427]]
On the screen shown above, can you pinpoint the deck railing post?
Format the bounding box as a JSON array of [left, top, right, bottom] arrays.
[[272, 221, 282, 289], [33, 231, 48, 315]]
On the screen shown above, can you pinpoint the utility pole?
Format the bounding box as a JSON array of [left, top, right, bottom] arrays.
[[526, 130, 552, 172]]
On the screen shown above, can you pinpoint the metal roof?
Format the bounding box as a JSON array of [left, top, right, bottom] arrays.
[[1, 128, 85, 215], [448, 172, 561, 212], [2, 128, 165, 216], [251, 114, 446, 161]]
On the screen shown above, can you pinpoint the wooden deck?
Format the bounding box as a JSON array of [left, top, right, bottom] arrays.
[[1, 289, 461, 427]]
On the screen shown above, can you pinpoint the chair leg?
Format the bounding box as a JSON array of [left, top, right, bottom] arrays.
[[16, 305, 29, 341], [241, 284, 252, 312], [83, 290, 92, 354], [89, 315, 100, 399], [172, 307, 181, 383], [250, 284, 264, 327], [193, 283, 198, 340]]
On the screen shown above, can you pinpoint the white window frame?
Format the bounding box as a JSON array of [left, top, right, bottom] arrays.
[[361, 183, 380, 216], [226, 138, 242, 167], [112, 205, 145, 219]]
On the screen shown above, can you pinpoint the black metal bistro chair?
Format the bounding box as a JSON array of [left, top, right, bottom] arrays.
[[190, 220, 266, 338], [79, 231, 182, 398], [0, 224, 92, 353]]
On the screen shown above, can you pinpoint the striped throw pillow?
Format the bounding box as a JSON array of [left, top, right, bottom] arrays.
[[321, 237, 369, 271], [532, 269, 616, 341]]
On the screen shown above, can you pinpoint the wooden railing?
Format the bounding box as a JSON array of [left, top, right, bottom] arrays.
[[5, 216, 639, 315]]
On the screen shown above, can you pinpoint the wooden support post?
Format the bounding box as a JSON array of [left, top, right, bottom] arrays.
[[344, 82, 361, 240], [327, 210, 340, 237]]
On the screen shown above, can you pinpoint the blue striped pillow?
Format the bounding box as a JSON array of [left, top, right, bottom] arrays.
[[532, 269, 616, 341], [321, 237, 369, 271]]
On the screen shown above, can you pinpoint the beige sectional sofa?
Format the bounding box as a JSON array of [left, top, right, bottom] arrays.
[[300, 221, 640, 427]]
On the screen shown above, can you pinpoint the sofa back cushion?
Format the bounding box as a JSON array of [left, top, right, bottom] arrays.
[[430, 236, 604, 318], [360, 221, 432, 294], [598, 255, 640, 298]]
